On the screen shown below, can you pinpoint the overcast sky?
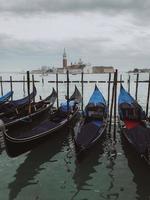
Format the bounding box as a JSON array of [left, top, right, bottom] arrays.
[[0, 0, 150, 71]]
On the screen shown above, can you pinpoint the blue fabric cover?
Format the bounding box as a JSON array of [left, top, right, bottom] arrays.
[[92, 120, 103, 127], [88, 85, 106, 105], [118, 85, 146, 120], [0, 91, 13, 103], [118, 85, 135, 105], [60, 100, 75, 112]]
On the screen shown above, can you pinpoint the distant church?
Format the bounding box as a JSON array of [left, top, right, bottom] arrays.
[[56, 49, 114, 74], [57, 49, 86, 73]]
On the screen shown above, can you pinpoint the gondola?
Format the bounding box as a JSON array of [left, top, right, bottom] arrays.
[[0, 91, 13, 105], [3, 86, 82, 157], [74, 85, 108, 156], [118, 84, 150, 165], [69, 85, 82, 103], [0, 86, 37, 116], [2, 87, 57, 127]]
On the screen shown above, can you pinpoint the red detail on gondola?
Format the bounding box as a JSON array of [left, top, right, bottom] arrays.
[[124, 120, 141, 129]]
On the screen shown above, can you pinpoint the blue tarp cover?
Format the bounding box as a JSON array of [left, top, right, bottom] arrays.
[[60, 100, 75, 112], [118, 85, 135, 105], [88, 85, 106, 105], [0, 91, 13, 104]]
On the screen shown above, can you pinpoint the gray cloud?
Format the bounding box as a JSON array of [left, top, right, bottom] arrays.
[[0, 0, 149, 18]]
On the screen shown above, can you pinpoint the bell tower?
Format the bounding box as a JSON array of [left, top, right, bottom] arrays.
[[63, 48, 67, 68]]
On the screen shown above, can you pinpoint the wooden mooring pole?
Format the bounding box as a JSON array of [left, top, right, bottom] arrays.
[[23, 75, 26, 96], [113, 70, 118, 141], [67, 70, 69, 116], [135, 73, 139, 101], [42, 77, 44, 86], [0, 76, 3, 96], [56, 73, 59, 108], [107, 73, 111, 111], [109, 71, 116, 133], [81, 72, 84, 113], [10, 76, 13, 101], [146, 73, 150, 117], [27, 71, 31, 114], [32, 74, 35, 103], [120, 74, 122, 90], [128, 74, 131, 93]]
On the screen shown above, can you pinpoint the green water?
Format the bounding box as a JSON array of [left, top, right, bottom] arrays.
[[1, 125, 150, 200]]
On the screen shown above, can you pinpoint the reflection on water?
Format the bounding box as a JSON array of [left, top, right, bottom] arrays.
[[105, 142, 118, 200], [8, 129, 69, 200], [122, 136, 150, 200], [99, 136, 119, 200], [71, 139, 106, 199]]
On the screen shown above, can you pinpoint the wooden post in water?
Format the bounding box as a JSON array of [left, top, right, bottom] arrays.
[[109, 71, 116, 133], [23, 75, 26, 96], [32, 74, 35, 103], [107, 73, 111, 112], [0, 76, 3, 96], [56, 73, 59, 108], [81, 72, 84, 113], [113, 70, 118, 141], [23, 76, 26, 96], [10, 76, 13, 101], [42, 77, 44, 86], [146, 73, 150, 117], [119, 74, 122, 91], [27, 71, 31, 114], [67, 70, 69, 120], [135, 73, 139, 101], [128, 74, 131, 93]]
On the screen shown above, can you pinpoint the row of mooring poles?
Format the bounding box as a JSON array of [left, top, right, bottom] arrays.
[[1, 71, 150, 122], [0, 73, 36, 99]]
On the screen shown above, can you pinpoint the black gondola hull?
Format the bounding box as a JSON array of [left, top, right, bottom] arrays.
[[119, 119, 150, 165], [74, 121, 107, 158], [4, 109, 79, 157]]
